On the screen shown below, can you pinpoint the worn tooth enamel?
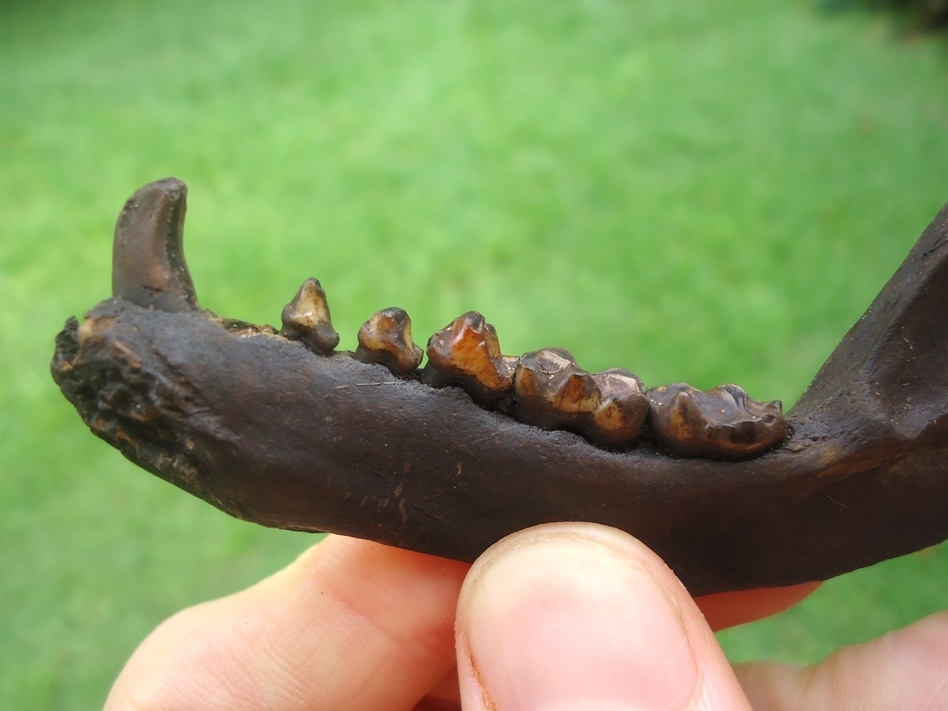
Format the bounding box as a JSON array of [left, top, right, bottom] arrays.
[[112, 178, 200, 312], [515, 348, 591, 430], [422, 311, 518, 405], [355, 307, 424, 375], [590, 368, 649, 446], [647, 383, 788, 459], [514, 348, 592, 424], [514, 350, 648, 446], [280, 278, 340, 354]]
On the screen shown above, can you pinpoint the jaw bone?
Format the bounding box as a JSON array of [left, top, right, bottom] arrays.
[[53, 178, 948, 595]]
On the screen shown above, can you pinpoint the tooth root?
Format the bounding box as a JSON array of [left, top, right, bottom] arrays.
[[112, 178, 200, 312], [647, 383, 788, 459], [514, 350, 647, 447], [422, 312, 517, 405], [280, 278, 340, 354], [355, 307, 424, 376]]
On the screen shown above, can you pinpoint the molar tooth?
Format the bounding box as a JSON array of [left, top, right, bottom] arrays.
[[280, 278, 340, 355], [647, 383, 788, 459], [355, 307, 424, 376], [422, 311, 518, 405], [514, 350, 647, 446]]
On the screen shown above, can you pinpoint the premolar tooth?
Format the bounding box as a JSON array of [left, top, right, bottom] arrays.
[[112, 178, 200, 312], [280, 279, 340, 354], [590, 368, 649, 446], [423, 312, 518, 405], [514, 349, 648, 446], [355, 307, 424, 375], [647, 383, 788, 459], [514, 348, 594, 421]]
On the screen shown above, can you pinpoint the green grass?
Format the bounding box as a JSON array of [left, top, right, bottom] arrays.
[[2, 0, 947, 707]]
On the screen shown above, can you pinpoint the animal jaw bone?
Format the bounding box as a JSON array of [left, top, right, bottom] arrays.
[[51, 178, 948, 595]]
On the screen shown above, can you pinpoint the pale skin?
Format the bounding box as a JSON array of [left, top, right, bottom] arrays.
[[104, 522, 948, 711]]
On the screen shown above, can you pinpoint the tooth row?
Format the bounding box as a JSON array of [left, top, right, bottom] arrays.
[[417, 313, 787, 458], [278, 282, 787, 459]]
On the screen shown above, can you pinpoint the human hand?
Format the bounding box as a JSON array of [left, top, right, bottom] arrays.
[[104, 523, 948, 710]]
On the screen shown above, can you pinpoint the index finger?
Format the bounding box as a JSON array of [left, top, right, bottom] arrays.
[[105, 535, 469, 711]]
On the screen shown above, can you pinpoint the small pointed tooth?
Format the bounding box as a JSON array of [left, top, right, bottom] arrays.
[[280, 278, 340, 354], [514, 351, 647, 446], [355, 307, 424, 376], [112, 178, 200, 312], [422, 312, 517, 405], [647, 383, 788, 459]]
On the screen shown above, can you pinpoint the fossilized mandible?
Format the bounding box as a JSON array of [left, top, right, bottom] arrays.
[[52, 179, 948, 595]]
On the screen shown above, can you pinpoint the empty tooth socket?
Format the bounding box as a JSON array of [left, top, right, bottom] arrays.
[[280, 278, 340, 355], [355, 307, 424, 376], [647, 383, 788, 459], [422, 311, 518, 406]]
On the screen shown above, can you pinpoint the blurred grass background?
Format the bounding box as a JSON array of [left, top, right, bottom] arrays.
[[2, 0, 947, 707]]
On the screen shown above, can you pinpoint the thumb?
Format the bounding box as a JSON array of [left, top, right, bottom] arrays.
[[456, 522, 753, 711]]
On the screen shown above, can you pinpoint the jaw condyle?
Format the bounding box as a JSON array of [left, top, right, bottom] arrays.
[[52, 178, 948, 595]]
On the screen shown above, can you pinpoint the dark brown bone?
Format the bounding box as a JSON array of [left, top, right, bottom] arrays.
[[51, 179, 948, 595]]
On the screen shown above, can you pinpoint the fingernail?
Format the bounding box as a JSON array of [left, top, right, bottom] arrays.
[[457, 528, 698, 711]]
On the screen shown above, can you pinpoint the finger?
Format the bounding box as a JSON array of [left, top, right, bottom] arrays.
[[412, 580, 823, 708], [418, 667, 462, 711], [105, 535, 469, 711], [697, 581, 821, 631], [416, 557, 822, 709], [734, 611, 948, 711], [456, 522, 754, 711]]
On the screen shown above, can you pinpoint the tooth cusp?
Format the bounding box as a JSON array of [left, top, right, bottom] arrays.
[[514, 349, 648, 447], [355, 307, 424, 375], [422, 312, 518, 405], [647, 383, 788, 459], [280, 279, 340, 355]]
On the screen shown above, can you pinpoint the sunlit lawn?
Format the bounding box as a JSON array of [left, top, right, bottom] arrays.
[[2, 0, 947, 707]]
